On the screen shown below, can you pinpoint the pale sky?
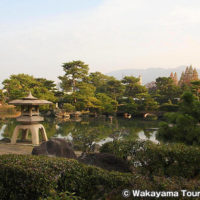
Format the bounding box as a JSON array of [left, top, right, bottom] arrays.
[[1, 0, 200, 83]]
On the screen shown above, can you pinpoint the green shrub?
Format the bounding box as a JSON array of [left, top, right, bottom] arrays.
[[100, 140, 200, 178], [0, 155, 75, 200], [134, 143, 200, 178], [100, 140, 151, 160], [40, 191, 83, 200], [1, 154, 200, 200], [0, 154, 131, 200]]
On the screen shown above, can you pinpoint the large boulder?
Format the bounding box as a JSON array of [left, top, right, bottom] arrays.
[[0, 138, 11, 143], [78, 153, 131, 173], [32, 138, 77, 159]]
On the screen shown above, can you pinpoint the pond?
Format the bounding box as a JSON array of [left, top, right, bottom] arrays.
[[0, 116, 160, 148]]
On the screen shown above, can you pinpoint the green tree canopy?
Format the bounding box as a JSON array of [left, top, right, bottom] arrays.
[[2, 74, 56, 102], [74, 82, 101, 111], [122, 76, 147, 98], [155, 77, 181, 104], [158, 92, 200, 145], [103, 79, 124, 101], [96, 93, 118, 114], [59, 60, 89, 93], [88, 72, 115, 93], [0, 89, 4, 103]]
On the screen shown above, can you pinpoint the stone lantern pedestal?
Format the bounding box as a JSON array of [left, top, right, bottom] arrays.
[[9, 92, 52, 145], [11, 124, 48, 145]]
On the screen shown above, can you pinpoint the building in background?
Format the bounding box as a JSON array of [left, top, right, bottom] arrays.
[[170, 66, 199, 86], [138, 75, 142, 85], [170, 72, 178, 85]]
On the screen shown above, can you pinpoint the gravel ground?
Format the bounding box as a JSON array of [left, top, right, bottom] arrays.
[[0, 143, 82, 157], [0, 143, 33, 155]]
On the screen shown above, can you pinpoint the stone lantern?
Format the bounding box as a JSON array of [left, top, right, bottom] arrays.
[[9, 92, 52, 145]]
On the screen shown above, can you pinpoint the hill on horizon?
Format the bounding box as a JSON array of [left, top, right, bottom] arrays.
[[106, 66, 200, 85]]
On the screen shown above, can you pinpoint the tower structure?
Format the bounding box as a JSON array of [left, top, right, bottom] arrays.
[[169, 72, 178, 85], [193, 68, 199, 80], [178, 66, 199, 86], [138, 75, 142, 85]]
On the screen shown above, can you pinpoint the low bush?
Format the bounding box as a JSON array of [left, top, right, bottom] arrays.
[[100, 140, 200, 178], [1, 154, 200, 200], [100, 140, 150, 160], [134, 143, 200, 178], [0, 154, 131, 200], [40, 191, 82, 200]]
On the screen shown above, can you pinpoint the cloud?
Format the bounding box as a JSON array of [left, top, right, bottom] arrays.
[[1, 0, 200, 84]]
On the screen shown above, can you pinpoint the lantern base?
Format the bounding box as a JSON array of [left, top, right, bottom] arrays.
[[11, 124, 48, 145]]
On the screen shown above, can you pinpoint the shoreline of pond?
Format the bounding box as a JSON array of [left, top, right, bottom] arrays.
[[0, 116, 161, 150], [0, 143, 83, 157]]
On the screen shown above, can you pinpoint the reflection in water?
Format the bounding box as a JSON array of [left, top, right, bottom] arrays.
[[0, 125, 7, 139], [0, 117, 160, 148], [96, 137, 114, 146], [138, 131, 159, 144]]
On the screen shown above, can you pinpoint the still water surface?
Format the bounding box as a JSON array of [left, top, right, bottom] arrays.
[[0, 117, 160, 146]]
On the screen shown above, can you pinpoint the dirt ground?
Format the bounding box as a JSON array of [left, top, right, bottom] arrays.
[[0, 143, 82, 157], [0, 143, 33, 155]]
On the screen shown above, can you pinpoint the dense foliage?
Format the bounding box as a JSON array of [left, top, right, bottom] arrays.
[[158, 92, 200, 145], [1, 61, 200, 145], [100, 140, 200, 178], [1, 152, 200, 200], [1, 60, 192, 116], [0, 154, 132, 200], [2, 74, 57, 102]]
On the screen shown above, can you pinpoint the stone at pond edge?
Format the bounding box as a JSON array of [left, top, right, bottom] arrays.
[[0, 138, 11, 143], [32, 138, 77, 159], [78, 153, 131, 173]]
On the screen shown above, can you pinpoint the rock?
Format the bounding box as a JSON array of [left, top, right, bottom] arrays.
[[78, 153, 131, 173], [32, 138, 77, 159], [90, 143, 101, 152], [0, 138, 11, 143]]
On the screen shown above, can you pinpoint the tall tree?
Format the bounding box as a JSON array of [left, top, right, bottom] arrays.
[[122, 76, 147, 98], [88, 72, 115, 93], [158, 92, 200, 145], [36, 78, 57, 92], [59, 60, 89, 93], [104, 79, 124, 101], [2, 74, 56, 102], [155, 77, 180, 104], [74, 82, 101, 111], [0, 89, 4, 103], [96, 93, 118, 114], [190, 80, 200, 101]]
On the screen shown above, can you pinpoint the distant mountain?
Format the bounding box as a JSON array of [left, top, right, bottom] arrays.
[[106, 66, 200, 85]]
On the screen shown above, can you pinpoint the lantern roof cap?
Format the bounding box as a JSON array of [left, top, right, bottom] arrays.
[[8, 91, 53, 105], [22, 91, 38, 100]]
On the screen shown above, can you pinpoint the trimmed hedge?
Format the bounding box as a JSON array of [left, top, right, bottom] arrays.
[[0, 154, 132, 200], [100, 140, 200, 178], [1, 154, 200, 200]]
